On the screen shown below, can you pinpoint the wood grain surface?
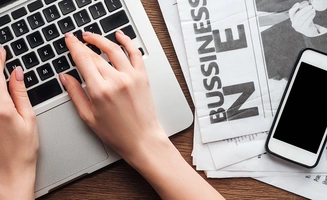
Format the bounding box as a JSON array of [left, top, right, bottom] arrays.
[[38, 1, 307, 199]]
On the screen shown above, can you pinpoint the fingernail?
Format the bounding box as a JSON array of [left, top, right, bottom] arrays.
[[59, 73, 67, 85], [0, 45, 3, 52], [65, 32, 74, 38], [117, 29, 124, 35], [15, 67, 24, 82], [82, 31, 92, 37]]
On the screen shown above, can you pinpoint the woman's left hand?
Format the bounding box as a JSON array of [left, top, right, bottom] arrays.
[[0, 46, 39, 200]]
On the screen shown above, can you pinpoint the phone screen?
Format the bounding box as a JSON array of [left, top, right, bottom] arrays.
[[273, 62, 327, 154]]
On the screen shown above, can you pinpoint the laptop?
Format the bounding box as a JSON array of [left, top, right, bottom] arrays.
[[0, 0, 193, 198]]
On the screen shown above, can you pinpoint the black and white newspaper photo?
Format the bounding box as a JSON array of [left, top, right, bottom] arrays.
[[177, 0, 327, 143]]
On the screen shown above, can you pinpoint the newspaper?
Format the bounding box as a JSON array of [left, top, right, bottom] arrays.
[[157, 0, 327, 199], [156, 0, 267, 170], [176, 0, 327, 143]]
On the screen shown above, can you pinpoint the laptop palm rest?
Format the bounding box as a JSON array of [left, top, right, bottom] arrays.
[[34, 101, 109, 192]]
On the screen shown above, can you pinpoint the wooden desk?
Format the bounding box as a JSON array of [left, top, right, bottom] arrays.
[[39, 1, 306, 199]]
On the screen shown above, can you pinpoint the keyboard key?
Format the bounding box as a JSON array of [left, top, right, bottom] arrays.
[[4, 46, 13, 60], [45, 0, 57, 5], [59, 0, 76, 15], [4, 70, 8, 80], [84, 23, 102, 35], [75, 0, 91, 8], [28, 0, 44, 12], [22, 52, 40, 69], [73, 9, 91, 27], [38, 44, 55, 61], [87, 44, 101, 55], [105, 25, 136, 44], [68, 53, 75, 66], [104, 0, 122, 12], [52, 56, 70, 73], [27, 31, 44, 48], [11, 38, 29, 56], [0, 15, 11, 27], [89, 3, 106, 19], [53, 37, 68, 54], [42, 24, 60, 41], [22, 52, 39, 69], [66, 69, 82, 84], [37, 63, 55, 81], [12, 20, 30, 37], [43, 5, 61, 22], [121, 25, 136, 39], [100, 10, 129, 33], [139, 47, 144, 56], [24, 70, 39, 88], [6, 59, 23, 74], [58, 16, 75, 33], [27, 12, 45, 30], [105, 33, 118, 44], [27, 79, 63, 107], [73, 30, 85, 43], [12, 7, 27, 20], [0, 27, 14, 44]]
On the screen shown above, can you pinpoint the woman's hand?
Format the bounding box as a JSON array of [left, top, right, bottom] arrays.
[[61, 31, 224, 200], [0, 47, 39, 200], [289, 1, 321, 37], [60, 31, 168, 164]]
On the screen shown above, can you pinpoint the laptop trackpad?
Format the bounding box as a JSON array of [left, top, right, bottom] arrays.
[[34, 101, 108, 191]]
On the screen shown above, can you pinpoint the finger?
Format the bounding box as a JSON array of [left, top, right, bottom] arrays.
[[297, 4, 314, 16], [9, 67, 35, 119], [303, 9, 316, 24], [65, 32, 103, 84], [299, 1, 309, 8], [85, 42, 116, 78], [297, 6, 315, 27], [289, 3, 301, 17], [59, 73, 94, 123], [0, 46, 8, 92], [289, 2, 310, 17], [0, 47, 14, 106], [82, 32, 131, 72], [115, 30, 145, 71]]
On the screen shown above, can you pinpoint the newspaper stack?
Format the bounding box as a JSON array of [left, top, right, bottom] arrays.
[[158, 0, 327, 199]]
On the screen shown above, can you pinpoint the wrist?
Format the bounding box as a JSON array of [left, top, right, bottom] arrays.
[[122, 129, 224, 200], [0, 166, 36, 200], [124, 128, 178, 171]]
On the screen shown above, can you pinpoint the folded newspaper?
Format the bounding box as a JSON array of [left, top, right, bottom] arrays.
[[158, 0, 327, 199], [177, 0, 327, 143]]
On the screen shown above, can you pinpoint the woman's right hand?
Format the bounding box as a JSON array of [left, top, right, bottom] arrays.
[[60, 31, 169, 164], [289, 1, 319, 37]]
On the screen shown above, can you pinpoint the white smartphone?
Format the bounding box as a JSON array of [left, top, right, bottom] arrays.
[[266, 48, 327, 168]]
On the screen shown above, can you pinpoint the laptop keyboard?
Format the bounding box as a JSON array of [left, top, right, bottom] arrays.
[[1, 0, 142, 107]]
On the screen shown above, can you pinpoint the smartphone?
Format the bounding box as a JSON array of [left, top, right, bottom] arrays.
[[266, 48, 327, 168]]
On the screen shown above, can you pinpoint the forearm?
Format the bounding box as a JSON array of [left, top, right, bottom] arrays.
[[126, 130, 225, 200], [0, 168, 36, 200]]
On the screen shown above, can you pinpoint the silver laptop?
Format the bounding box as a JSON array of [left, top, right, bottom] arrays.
[[0, 0, 193, 198]]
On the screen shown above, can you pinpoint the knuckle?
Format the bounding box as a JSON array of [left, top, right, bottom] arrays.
[[27, 111, 37, 122], [91, 84, 111, 101], [14, 87, 29, 98], [117, 76, 133, 92], [79, 111, 91, 124]]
